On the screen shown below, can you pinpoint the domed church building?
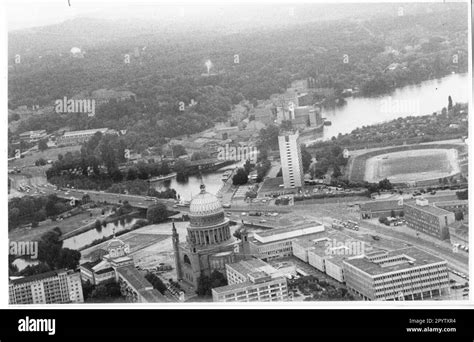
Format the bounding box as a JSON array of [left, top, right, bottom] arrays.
[[172, 183, 250, 288]]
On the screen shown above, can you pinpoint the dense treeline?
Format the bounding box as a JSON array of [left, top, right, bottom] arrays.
[[9, 229, 81, 277], [8, 194, 70, 230], [9, 6, 467, 155], [46, 132, 174, 191]]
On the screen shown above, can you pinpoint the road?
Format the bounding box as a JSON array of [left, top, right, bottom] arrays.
[[290, 202, 469, 275], [36, 184, 181, 211]]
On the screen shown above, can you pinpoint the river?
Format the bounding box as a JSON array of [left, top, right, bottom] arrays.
[[63, 217, 141, 250], [52, 74, 470, 251], [152, 163, 241, 201], [319, 73, 469, 141], [154, 74, 469, 198]]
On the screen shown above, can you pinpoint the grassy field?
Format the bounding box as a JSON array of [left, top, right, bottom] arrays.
[[8, 207, 110, 242], [9, 144, 81, 169]]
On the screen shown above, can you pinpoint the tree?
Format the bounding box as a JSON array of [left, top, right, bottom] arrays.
[[172, 144, 187, 158], [35, 158, 47, 166], [456, 190, 468, 200], [455, 211, 464, 221], [146, 203, 168, 224], [301, 147, 313, 173], [196, 270, 227, 297], [280, 120, 292, 131], [38, 139, 48, 151], [8, 207, 20, 230], [126, 167, 138, 181], [82, 194, 91, 204], [232, 168, 248, 186], [390, 209, 396, 218], [448, 96, 453, 111], [144, 273, 167, 294], [57, 248, 81, 270], [243, 160, 252, 174], [332, 165, 342, 178], [191, 151, 210, 161], [378, 178, 392, 190], [90, 280, 122, 299]]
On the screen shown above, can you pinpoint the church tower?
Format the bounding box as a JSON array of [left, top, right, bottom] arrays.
[[172, 220, 183, 281], [240, 227, 251, 258]]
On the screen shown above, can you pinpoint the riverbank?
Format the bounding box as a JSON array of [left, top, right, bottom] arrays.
[[59, 210, 144, 241]]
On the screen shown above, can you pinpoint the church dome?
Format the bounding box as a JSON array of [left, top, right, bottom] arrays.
[[107, 238, 125, 250], [189, 184, 225, 227]]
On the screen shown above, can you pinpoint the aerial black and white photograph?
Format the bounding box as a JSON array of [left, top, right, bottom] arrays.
[[6, 0, 470, 305]]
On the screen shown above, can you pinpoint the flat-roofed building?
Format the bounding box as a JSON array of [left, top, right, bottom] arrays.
[[212, 259, 289, 302], [58, 128, 112, 146], [343, 247, 449, 301], [403, 198, 455, 240], [360, 199, 404, 219], [19, 130, 48, 143], [80, 236, 169, 303], [434, 200, 468, 217], [9, 269, 84, 304], [248, 222, 325, 261], [278, 130, 304, 189], [293, 230, 369, 283]]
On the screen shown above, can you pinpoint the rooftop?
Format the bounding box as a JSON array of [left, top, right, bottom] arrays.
[[343, 247, 446, 276], [95, 267, 115, 275], [404, 201, 452, 216], [63, 128, 109, 137], [227, 258, 275, 279], [251, 222, 325, 244], [10, 269, 70, 285], [137, 288, 168, 303], [360, 200, 403, 212], [116, 265, 153, 291], [434, 200, 469, 207], [212, 277, 286, 294], [80, 260, 102, 271]]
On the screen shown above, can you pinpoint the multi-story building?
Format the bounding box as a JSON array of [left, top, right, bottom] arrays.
[[434, 200, 468, 217], [360, 199, 404, 219], [248, 222, 325, 261], [80, 235, 169, 303], [212, 259, 289, 302], [58, 128, 112, 146], [292, 230, 369, 283], [278, 130, 304, 189], [9, 269, 84, 304], [403, 198, 455, 240], [343, 247, 450, 301]]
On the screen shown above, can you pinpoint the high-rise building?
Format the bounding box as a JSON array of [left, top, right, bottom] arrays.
[[278, 130, 304, 189], [9, 269, 84, 304]]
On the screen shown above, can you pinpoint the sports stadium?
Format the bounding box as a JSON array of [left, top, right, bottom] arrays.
[[347, 143, 466, 186]]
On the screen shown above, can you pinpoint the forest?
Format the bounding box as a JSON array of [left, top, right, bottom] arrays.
[[8, 4, 468, 155]]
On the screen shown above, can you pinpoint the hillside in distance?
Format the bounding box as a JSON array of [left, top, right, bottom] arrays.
[[8, 3, 468, 152]]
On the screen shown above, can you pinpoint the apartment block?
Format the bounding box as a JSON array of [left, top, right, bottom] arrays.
[[9, 269, 84, 304]]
